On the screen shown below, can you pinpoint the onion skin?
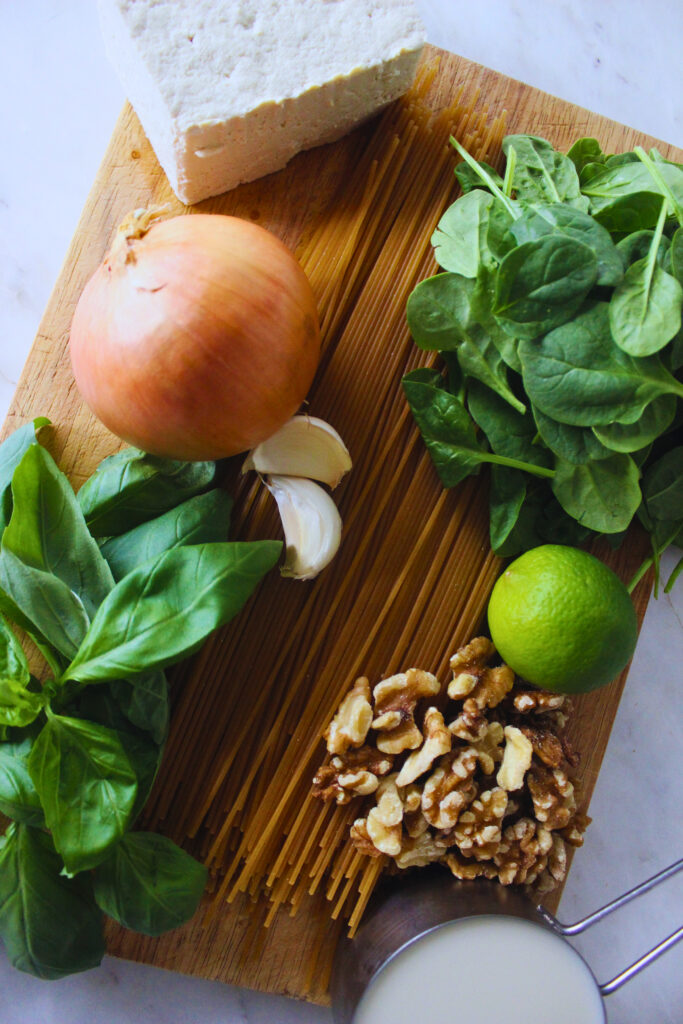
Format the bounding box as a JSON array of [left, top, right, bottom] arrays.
[[69, 212, 320, 460]]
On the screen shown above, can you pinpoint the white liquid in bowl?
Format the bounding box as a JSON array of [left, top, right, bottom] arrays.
[[353, 915, 605, 1024]]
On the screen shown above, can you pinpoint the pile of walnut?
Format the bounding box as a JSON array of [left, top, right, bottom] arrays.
[[312, 637, 590, 894]]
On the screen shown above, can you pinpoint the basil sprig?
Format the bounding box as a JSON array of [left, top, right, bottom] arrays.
[[404, 134, 683, 591], [0, 425, 280, 978]]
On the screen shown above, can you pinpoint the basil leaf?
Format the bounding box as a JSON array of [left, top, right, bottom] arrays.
[[100, 489, 232, 581], [0, 823, 104, 979], [493, 235, 598, 339], [507, 204, 624, 287], [502, 134, 587, 209], [0, 613, 29, 685], [592, 395, 677, 453], [520, 302, 683, 426], [0, 418, 50, 535], [0, 678, 46, 730], [28, 713, 139, 873], [64, 541, 281, 684], [533, 407, 613, 465], [0, 546, 89, 660], [431, 190, 512, 277], [552, 454, 642, 533], [78, 448, 216, 538], [93, 832, 207, 936], [64, 687, 164, 821], [109, 671, 170, 747], [4, 444, 114, 619], [0, 722, 44, 825]]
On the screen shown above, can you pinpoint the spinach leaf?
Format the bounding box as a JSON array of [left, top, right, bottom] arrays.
[[406, 272, 524, 410], [519, 302, 683, 426], [4, 444, 114, 619], [0, 722, 44, 825], [63, 541, 281, 685], [533, 406, 612, 464], [0, 418, 50, 535], [455, 160, 504, 195], [507, 204, 624, 286], [552, 454, 642, 533], [100, 489, 232, 582], [28, 713, 139, 874], [431, 191, 512, 276], [567, 137, 606, 175], [591, 191, 667, 233], [609, 201, 683, 356], [493, 235, 598, 339], [617, 230, 672, 270], [78, 448, 216, 538], [467, 381, 551, 468], [93, 832, 207, 936], [402, 372, 553, 487], [642, 446, 683, 521], [489, 466, 528, 556], [0, 546, 89, 660], [0, 823, 104, 979], [502, 134, 587, 209], [592, 394, 677, 453], [672, 228, 683, 284], [583, 160, 683, 214]]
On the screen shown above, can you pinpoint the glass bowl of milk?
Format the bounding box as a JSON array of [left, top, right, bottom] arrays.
[[331, 859, 682, 1024]]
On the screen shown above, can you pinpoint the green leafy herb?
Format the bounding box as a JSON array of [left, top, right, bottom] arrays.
[[93, 832, 207, 936], [0, 418, 50, 534], [77, 448, 216, 538], [0, 722, 44, 825], [404, 134, 683, 578], [0, 823, 105, 978], [609, 201, 683, 356], [493, 235, 598, 338], [99, 488, 233, 581], [28, 713, 139, 873], [63, 541, 281, 684]]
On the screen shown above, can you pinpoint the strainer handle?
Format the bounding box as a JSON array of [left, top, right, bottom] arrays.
[[537, 855, 683, 995]]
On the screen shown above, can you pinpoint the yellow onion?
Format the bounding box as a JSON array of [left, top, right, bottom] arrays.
[[69, 209, 320, 460]]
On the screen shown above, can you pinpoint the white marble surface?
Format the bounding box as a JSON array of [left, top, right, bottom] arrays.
[[1, 2, 682, 1022]]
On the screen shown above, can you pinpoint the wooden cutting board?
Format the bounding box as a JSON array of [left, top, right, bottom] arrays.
[[3, 46, 680, 1004]]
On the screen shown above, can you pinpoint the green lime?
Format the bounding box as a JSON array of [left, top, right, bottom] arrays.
[[487, 545, 638, 693]]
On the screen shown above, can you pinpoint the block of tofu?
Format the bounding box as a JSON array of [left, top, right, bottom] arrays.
[[99, 0, 426, 205]]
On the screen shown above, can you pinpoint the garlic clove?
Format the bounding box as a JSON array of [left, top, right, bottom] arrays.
[[242, 416, 351, 489], [265, 475, 342, 580]]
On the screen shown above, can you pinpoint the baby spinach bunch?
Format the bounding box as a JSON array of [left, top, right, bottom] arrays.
[[403, 134, 683, 592], [0, 420, 281, 978]]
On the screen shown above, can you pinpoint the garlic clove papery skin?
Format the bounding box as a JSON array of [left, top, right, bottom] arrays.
[[265, 475, 342, 581], [242, 416, 352, 489]]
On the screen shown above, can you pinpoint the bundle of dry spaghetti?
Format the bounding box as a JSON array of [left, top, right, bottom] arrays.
[[141, 56, 507, 949]]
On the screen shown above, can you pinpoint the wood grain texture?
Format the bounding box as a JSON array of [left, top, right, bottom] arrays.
[[3, 47, 680, 1002]]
